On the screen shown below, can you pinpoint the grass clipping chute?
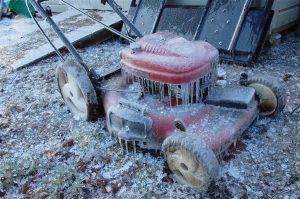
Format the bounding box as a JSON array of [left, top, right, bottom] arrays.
[[8, 0, 35, 17]]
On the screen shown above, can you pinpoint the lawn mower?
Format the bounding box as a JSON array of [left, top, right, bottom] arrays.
[[27, 0, 286, 192]]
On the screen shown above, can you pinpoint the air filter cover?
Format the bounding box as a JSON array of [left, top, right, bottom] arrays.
[[121, 32, 219, 84]]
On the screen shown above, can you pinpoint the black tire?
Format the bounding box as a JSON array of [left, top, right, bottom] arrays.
[[246, 75, 286, 116], [162, 132, 219, 192], [56, 60, 99, 121]]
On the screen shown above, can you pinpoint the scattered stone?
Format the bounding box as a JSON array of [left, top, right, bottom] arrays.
[[0, 190, 6, 197], [61, 138, 75, 148], [217, 67, 227, 80], [269, 33, 282, 45], [289, 174, 299, 185], [216, 79, 227, 86], [0, 117, 10, 129], [283, 74, 292, 82]]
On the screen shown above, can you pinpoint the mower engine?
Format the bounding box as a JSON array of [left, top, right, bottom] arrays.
[[104, 32, 222, 150], [120, 32, 219, 105]]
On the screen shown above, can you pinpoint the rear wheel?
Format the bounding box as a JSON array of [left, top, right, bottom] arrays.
[[246, 75, 286, 116], [162, 132, 219, 192], [56, 60, 99, 121]]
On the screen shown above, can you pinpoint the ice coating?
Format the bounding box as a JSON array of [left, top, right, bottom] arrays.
[[102, 75, 258, 156], [120, 32, 219, 84], [122, 69, 216, 106]]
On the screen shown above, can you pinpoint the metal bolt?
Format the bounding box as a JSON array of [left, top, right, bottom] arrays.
[[226, 20, 230, 24], [219, 42, 222, 46], [215, 29, 219, 33], [130, 43, 142, 54], [211, 18, 214, 23]]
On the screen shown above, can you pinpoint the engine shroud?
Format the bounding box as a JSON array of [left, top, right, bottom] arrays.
[[120, 32, 219, 85]]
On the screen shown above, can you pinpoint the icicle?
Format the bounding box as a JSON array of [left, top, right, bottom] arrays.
[[200, 84, 203, 102], [175, 85, 179, 106], [168, 84, 171, 106], [142, 78, 145, 93], [196, 79, 200, 103], [162, 83, 165, 98], [158, 83, 161, 99], [127, 72, 130, 83], [133, 141, 137, 154], [185, 84, 189, 105], [224, 149, 229, 156], [233, 139, 237, 148], [118, 137, 123, 150], [150, 80, 154, 95], [182, 84, 186, 104], [192, 81, 196, 104], [147, 80, 150, 93], [144, 79, 147, 93], [144, 79, 146, 93], [182, 84, 186, 105], [125, 140, 129, 154], [139, 78, 142, 92], [161, 83, 164, 99], [190, 82, 194, 104]]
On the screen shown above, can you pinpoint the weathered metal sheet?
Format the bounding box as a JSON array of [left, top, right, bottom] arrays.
[[122, 0, 275, 65], [155, 6, 206, 40], [221, 0, 274, 64], [194, 0, 252, 51], [126, 0, 166, 36]]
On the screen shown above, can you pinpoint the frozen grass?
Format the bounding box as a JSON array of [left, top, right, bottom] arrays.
[[0, 28, 300, 198]]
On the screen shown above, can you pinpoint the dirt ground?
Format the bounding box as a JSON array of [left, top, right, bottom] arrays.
[[0, 23, 299, 198]]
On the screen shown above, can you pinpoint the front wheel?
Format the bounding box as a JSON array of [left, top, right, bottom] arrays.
[[162, 132, 219, 192]]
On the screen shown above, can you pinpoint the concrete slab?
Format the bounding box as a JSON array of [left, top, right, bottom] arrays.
[[0, 9, 121, 70]]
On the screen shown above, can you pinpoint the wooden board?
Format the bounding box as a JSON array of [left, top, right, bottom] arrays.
[[0, 10, 121, 70], [41, 0, 131, 12]]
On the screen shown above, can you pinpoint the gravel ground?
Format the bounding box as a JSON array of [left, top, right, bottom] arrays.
[[0, 25, 300, 198]]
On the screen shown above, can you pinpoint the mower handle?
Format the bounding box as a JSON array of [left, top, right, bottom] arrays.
[[26, 0, 100, 81]]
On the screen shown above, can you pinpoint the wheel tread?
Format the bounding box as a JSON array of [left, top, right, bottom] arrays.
[[246, 75, 286, 116], [56, 60, 99, 121], [162, 132, 219, 192]]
